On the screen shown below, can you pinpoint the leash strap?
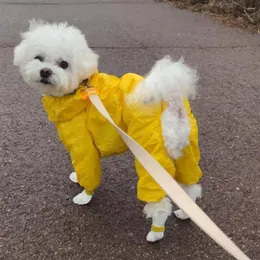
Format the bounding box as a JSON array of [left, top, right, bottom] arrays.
[[86, 89, 250, 260]]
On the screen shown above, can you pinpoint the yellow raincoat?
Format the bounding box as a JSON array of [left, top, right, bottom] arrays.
[[42, 72, 202, 202]]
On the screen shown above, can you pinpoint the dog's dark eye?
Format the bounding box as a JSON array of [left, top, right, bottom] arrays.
[[35, 56, 44, 62], [59, 60, 68, 69]]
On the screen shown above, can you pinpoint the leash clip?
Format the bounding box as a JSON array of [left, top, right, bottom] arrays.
[[81, 79, 99, 100], [82, 87, 99, 101]]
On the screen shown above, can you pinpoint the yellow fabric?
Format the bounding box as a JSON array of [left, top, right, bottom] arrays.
[[85, 189, 94, 196], [42, 72, 202, 203], [151, 225, 165, 232]]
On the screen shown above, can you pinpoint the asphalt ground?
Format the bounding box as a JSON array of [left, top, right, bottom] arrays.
[[1, 0, 259, 259]]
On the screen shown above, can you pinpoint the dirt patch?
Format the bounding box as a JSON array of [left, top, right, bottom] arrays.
[[165, 0, 260, 33]]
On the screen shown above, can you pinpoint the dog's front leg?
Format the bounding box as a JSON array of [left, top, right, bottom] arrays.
[[69, 172, 94, 205], [73, 189, 94, 205], [144, 197, 172, 242], [58, 124, 102, 206], [69, 172, 78, 183]]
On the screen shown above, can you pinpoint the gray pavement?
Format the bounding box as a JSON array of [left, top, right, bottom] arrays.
[[1, 1, 260, 259]]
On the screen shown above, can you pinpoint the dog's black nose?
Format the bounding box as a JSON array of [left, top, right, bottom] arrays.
[[40, 68, 52, 78]]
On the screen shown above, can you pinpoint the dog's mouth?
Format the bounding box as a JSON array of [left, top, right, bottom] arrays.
[[40, 78, 52, 85]]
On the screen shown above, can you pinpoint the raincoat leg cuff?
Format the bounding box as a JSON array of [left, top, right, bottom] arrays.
[[84, 189, 94, 196], [151, 225, 165, 233]]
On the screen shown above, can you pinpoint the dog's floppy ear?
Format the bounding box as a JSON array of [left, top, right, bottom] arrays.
[[78, 48, 99, 80]]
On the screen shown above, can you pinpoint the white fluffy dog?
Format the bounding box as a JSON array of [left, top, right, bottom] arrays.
[[13, 20, 203, 242]]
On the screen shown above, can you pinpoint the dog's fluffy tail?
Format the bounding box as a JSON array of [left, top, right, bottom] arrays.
[[128, 56, 198, 105], [127, 56, 199, 160]]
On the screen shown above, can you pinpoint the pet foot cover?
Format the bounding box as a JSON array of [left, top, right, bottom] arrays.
[[174, 209, 189, 220], [69, 172, 78, 183], [73, 190, 93, 205], [146, 231, 164, 242]]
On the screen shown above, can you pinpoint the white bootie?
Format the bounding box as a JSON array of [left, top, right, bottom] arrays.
[[69, 172, 78, 183], [174, 209, 189, 220], [73, 190, 93, 205], [174, 184, 202, 220], [146, 230, 164, 242]]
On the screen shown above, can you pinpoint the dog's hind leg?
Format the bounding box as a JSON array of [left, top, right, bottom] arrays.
[[174, 183, 202, 220], [144, 197, 172, 242]]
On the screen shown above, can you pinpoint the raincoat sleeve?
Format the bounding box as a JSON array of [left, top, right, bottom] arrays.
[[56, 114, 101, 193], [119, 73, 176, 203]]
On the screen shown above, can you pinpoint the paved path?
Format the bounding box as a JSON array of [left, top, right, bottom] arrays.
[[1, 1, 259, 259]]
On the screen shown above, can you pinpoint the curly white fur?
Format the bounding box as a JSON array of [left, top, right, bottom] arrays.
[[161, 104, 191, 159], [143, 197, 172, 218], [129, 56, 198, 104], [13, 19, 99, 97], [128, 56, 198, 159]]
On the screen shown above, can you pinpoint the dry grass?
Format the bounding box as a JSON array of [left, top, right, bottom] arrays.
[[166, 0, 260, 33]]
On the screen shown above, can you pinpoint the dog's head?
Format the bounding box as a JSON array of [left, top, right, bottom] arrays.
[[13, 20, 99, 97]]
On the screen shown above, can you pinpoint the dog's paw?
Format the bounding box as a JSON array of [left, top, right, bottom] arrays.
[[73, 190, 92, 205], [146, 231, 164, 242], [69, 172, 78, 183], [174, 209, 189, 220]]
